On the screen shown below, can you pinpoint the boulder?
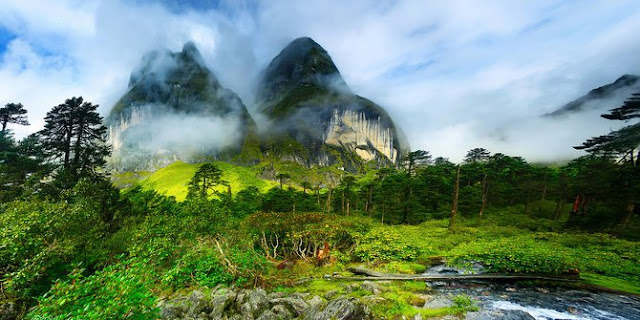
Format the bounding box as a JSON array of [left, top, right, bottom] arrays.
[[301, 298, 373, 320], [209, 293, 237, 318], [0, 301, 18, 320], [269, 297, 308, 316], [240, 289, 270, 319]]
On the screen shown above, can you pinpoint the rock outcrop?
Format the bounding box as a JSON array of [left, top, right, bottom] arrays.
[[106, 42, 260, 171], [257, 37, 408, 170], [157, 287, 373, 320]]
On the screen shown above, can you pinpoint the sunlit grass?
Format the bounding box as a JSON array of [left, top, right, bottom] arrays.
[[138, 161, 278, 201]]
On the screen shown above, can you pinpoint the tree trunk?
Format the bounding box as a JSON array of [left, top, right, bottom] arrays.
[[72, 116, 86, 170], [367, 185, 373, 213], [63, 124, 73, 170], [621, 201, 635, 229], [579, 196, 589, 215], [341, 191, 345, 215], [326, 189, 332, 214], [524, 190, 532, 215], [479, 173, 488, 221], [449, 165, 461, 230], [553, 197, 563, 220]]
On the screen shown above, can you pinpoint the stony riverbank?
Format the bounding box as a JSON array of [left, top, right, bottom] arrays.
[[157, 280, 640, 320]]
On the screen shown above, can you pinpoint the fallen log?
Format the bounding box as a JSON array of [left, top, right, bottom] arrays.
[[344, 267, 578, 282]]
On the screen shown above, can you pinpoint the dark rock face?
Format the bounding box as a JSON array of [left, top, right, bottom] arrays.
[[107, 42, 259, 171], [545, 74, 640, 118], [257, 37, 408, 169]]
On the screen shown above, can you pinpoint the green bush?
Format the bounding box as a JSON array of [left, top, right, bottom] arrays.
[[28, 259, 158, 320], [246, 212, 371, 260], [447, 235, 578, 274], [162, 246, 232, 289], [354, 227, 435, 261], [0, 200, 106, 300]]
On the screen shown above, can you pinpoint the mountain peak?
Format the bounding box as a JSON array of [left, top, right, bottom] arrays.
[[128, 42, 213, 89], [255, 37, 408, 168], [181, 41, 204, 62], [257, 37, 349, 104]]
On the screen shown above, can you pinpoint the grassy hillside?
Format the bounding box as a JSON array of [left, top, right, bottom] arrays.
[[138, 161, 279, 201]]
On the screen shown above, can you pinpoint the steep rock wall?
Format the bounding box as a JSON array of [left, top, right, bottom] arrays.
[[324, 109, 398, 163]]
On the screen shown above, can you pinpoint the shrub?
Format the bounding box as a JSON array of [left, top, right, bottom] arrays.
[[447, 235, 579, 274], [246, 212, 371, 260], [28, 259, 158, 320], [354, 227, 435, 262]]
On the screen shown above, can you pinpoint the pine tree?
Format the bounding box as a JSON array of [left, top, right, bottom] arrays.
[[574, 92, 640, 163], [39, 97, 110, 186], [0, 102, 29, 132], [574, 91, 640, 228], [187, 163, 224, 198], [464, 148, 491, 163]]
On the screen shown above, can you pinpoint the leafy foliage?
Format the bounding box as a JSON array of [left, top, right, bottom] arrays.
[[28, 260, 158, 320]]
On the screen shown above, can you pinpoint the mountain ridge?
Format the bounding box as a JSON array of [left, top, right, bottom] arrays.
[[106, 37, 408, 172], [544, 74, 640, 118]]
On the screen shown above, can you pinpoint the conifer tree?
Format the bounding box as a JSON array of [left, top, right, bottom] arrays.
[[187, 163, 224, 198], [0, 102, 29, 132], [39, 97, 110, 186]]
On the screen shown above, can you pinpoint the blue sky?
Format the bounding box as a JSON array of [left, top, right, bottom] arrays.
[[1, 0, 640, 162]]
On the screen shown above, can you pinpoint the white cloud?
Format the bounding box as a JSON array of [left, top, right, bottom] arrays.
[[1, 0, 639, 163]]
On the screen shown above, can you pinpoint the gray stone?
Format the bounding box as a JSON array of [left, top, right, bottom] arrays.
[[323, 290, 338, 300], [270, 297, 308, 316], [465, 309, 536, 320], [256, 310, 278, 320], [186, 290, 209, 317], [423, 295, 454, 309], [271, 304, 294, 318], [269, 292, 286, 299], [236, 292, 246, 305], [306, 295, 324, 308], [302, 298, 372, 320], [0, 302, 18, 320], [159, 299, 187, 320], [240, 288, 270, 319], [210, 293, 237, 318], [360, 281, 382, 295]]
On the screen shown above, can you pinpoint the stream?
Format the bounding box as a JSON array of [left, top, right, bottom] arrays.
[[424, 266, 640, 320]]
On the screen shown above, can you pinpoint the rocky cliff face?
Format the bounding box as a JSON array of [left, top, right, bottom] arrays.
[[107, 42, 259, 171], [545, 74, 640, 118], [257, 37, 408, 169]]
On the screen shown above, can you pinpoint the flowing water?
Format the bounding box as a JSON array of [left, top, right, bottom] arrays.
[[429, 283, 640, 320], [423, 265, 640, 320]]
